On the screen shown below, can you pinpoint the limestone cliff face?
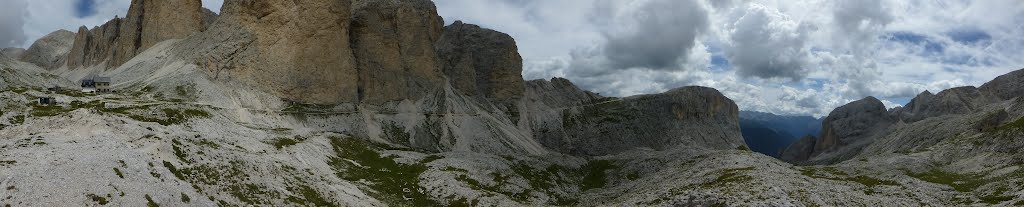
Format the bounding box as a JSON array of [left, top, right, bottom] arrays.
[[18, 30, 76, 69], [189, 0, 359, 104], [67, 0, 204, 69], [351, 0, 445, 104], [437, 21, 525, 102], [813, 97, 893, 155], [780, 96, 895, 164], [532, 85, 744, 156]]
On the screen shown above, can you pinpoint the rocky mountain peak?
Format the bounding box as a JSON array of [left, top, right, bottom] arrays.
[[813, 96, 892, 153], [18, 30, 76, 69], [980, 68, 1024, 100], [897, 86, 1001, 123], [351, 0, 446, 104], [437, 20, 526, 102], [67, 0, 205, 69]]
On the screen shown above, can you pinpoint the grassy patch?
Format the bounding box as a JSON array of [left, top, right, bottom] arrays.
[[195, 139, 220, 149], [171, 139, 189, 163], [579, 160, 618, 191], [282, 102, 334, 113], [268, 136, 304, 150], [145, 194, 159, 207], [87, 194, 109, 205], [284, 185, 336, 207], [180, 193, 190, 203], [737, 145, 750, 151], [328, 138, 436, 206], [10, 115, 23, 125], [995, 117, 1024, 132], [703, 167, 755, 188], [113, 168, 124, 179], [0, 160, 16, 166], [907, 169, 988, 192]]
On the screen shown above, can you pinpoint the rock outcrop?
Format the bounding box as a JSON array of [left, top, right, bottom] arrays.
[[351, 0, 445, 104], [536, 86, 744, 156], [437, 21, 525, 102], [200, 8, 218, 31], [67, 0, 205, 69], [980, 68, 1024, 100], [18, 30, 76, 69], [896, 86, 1001, 123], [779, 135, 817, 163], [813, 97, 893, 155], [781, 97, 895, 164], [190, 0, 359, 104], [1, 48, 24, 59], [524, 77, 601, 108]]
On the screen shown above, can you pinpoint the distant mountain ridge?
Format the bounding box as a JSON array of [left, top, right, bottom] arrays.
[[739, 111, 822, 157]]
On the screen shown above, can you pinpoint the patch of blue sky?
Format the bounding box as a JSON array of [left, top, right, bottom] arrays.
[[74, 0, 97, 18], [886, 31, 945, 55], [946, 28, 992, 45], [709, 55, 731, 72]]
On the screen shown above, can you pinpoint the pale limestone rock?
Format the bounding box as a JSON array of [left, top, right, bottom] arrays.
[[437, 21, 525, 102], [351, 0, 445, 104], [18, 30, 75, 69]]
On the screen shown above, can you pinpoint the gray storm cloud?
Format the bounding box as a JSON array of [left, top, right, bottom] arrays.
[[600, 0, 709, 70], [0, 0, 29, 48], [725, 4, 815, 80]]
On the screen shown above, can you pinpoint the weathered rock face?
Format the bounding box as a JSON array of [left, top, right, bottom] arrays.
[[437, 21, 525, 102], [1, 48, 25, 59], [536, 86, 744, 156], [524, 77, 601, 108], [200, 8, 218, 31], [67, 0, 204, 69], [779, 135, 817, 162], [190, 0, 358, 104], [813, 97, 893, 155], [139, 0, 204, 52], [980, 68, 1024, 100], [351, 0, 445, 104], [18, 30, 76, 69], [896, 87, 1001, 123]]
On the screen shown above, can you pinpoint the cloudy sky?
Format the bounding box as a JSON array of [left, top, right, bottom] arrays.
[[3, 0, 1023, 117]]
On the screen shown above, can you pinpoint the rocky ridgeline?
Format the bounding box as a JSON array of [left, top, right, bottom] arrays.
[[782, 68, 1024, 165], [9, 0, 1024, 206], [67, 0, 206, 70]]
